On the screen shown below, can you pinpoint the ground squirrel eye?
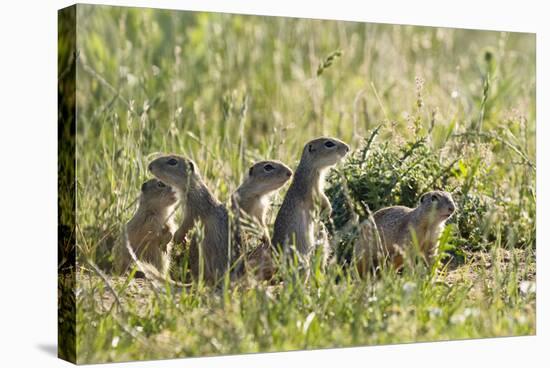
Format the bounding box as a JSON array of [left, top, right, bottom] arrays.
[[324, 141, 336, 148], [167, 158, 178, 166], [157, 181, 166, 188], [264, 164, 275, 172]]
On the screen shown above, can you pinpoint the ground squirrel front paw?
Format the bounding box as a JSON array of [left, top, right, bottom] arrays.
[[173, 227, 187, 244], [320, 194, 333, 217]]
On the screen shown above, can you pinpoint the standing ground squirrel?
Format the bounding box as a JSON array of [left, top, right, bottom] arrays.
[[272, 137, 349, 265], [355, 190, 456, 274], [148, 155, 231, 284], [233, 160, 293, 280], [114, 178, 178, 277], [233, 160, 293, 228]]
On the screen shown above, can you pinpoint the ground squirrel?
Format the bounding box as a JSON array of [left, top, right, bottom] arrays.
[[148, 155, 231, 283], [114, 179, 178, 277], [234, 160, 293, 227], [272, 137, 349, 265], [355, 190, 456, 274], [232, 160, 293, 279]]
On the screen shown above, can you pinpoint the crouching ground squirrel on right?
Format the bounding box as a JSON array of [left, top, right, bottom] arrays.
[[355, 190, 456, 274], [272, 137, 349, 267]]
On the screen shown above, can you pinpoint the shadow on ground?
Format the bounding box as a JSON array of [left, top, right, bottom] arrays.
[[36, 343, 57, 357]]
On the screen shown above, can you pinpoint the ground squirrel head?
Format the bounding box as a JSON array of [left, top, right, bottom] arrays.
[[139, 178, 178, 210], [300, 137, 350, 171], [244, 160, 293, 196], [418, 190, 456, 221], [148, 155, 198, 189]]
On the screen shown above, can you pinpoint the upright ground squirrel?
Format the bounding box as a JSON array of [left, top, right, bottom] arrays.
[[149, 155, 232, 284], [114, 178, 178, 277], [272, 137, 349, 267], [233, 160, 293, 280]]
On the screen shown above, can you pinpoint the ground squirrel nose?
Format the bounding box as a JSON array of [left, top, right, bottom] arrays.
[[286, 171, 292, 177]]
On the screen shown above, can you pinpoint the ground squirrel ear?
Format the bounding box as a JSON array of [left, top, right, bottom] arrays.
[[308, 144, 315, 153], [419, 193, 428, 203], [249, 166, 254, 176], [141, 182, 148, 192], [188, 161, 195, 173]]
